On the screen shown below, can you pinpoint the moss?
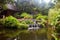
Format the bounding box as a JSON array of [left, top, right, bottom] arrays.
[[3, 4, 8, 10]]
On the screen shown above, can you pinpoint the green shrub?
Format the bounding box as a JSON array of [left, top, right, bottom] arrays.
[[0, 16, 28, 29], [56, 23, 60, 33], [13, 13, 21, 18], [4, 16, 20, 28], [0, 19, 5, 26], [34, 14, 42, 19], [36, 14, 47, 20], [20, 20, 34, 24], [20, 21, 26, 24], [20, 12, 33, 19], [34, 14, 47, 28], [3, 4, 8, 10], [56, 15, 60, 33], [24, 20, 34, 24], [18, 24, 28, 30], [36, 14, 47, 22], [57, 15, 60, 21], [48, 9, 60, 25]]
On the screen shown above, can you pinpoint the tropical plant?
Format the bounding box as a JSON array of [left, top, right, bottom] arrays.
[[20, 20, 34, 24], [20, 12, 33, 19], [47, 8, 60, 40], [48, 9, 60, 25], [0, 16, 28, 29], [18, 24, 28, 30]]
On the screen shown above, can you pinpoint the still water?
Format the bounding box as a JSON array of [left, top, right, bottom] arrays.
[[0, 28, 47, 40]]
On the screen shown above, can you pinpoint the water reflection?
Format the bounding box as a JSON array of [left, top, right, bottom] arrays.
[[0, 28, 47, 40]]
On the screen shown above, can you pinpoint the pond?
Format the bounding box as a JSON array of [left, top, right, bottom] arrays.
[[0, 28, 48, 40]]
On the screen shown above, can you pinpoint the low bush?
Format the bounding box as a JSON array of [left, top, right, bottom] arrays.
[[0, 16, 28, 29], [20, 12, 33, 19], [18, 24, 28, 30], [56, 22, 60, 33], [36, 14, 47, 20], [20, 20, 34, 24]]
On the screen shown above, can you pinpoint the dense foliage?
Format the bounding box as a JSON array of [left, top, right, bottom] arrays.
[[48, 4, 60, 39], [48, 9, 60, 25], [20, 20, 34, 24], [20, 12, 33, 19], [36, 14, 47, 20], [0, 16, 28, 29], [0, 0, 60, 40]]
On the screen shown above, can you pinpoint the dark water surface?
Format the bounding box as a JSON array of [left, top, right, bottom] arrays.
[[0, 28, 48, 40]]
